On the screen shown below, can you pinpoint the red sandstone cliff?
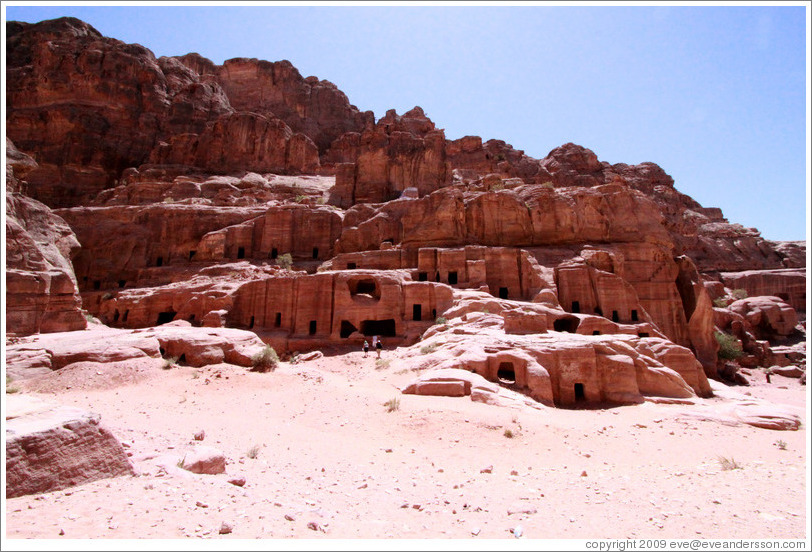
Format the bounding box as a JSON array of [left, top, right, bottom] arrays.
[[4, 17, 804, 390]]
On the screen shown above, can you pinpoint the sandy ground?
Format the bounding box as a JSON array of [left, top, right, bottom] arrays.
[[3, 347, 809, 544]]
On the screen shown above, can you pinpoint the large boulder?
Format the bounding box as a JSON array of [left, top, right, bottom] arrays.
[[728, 296, 799, 339], [144, 321, 268, 367], [6, 394, 135, 498]]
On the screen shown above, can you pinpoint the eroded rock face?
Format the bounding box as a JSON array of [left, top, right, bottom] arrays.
[[328, 107, 448, 206], [6, 140, 87, 335], [720, 269, 807, 314], [728, 296, 799, 339], [7, 18, 184, 206], [5, 394, 134, 498], [148, 111, 320, 175], [401, 311, 710, 407], [197, 56, 374, 156], [4, 16, 804, 410]]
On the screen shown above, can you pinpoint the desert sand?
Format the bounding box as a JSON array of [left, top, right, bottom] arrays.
[[4, 344, 808, 545]]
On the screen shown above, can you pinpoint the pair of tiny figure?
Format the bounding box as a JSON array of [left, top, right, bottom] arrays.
[[363, 336, 383, 358]]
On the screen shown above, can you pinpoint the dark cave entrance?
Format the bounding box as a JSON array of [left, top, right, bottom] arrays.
[[340, 320, 358, 339], [156, 310, 176, 325], [360, 319, 396, 337], [497, 362, 516, 385]]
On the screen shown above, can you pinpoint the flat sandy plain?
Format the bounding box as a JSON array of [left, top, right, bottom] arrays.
[[3, 345, 809, 547]]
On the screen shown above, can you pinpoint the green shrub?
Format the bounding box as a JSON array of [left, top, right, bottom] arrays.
[[375, 358, 391, 370], [730, 289, 748, 300], [540, 181, 555, 190], [715, 331, 743, 360], [276, 253, 293, 270], [251, 345, 279, 372], [713, 297, 730, 308], [435, 316, 447, 325]]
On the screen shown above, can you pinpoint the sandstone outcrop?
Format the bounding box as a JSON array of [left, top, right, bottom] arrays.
[[6, 394, 134, 497], [727, 296, 800, 339], [6, 139, 87, 335], [4, 16, 805, 413], [148, 111, 320, 175], [7, 17, 193, 206], [190, 56, 374, 155], [328, 107, 449, 206], [406, 303, 711, 407], [719, 269, 807, 314], [4, 326, 160, 379]]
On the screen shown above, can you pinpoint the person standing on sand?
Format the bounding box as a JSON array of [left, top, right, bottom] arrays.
[[363, 340, 369, 357], [373, 335, 383, 359]]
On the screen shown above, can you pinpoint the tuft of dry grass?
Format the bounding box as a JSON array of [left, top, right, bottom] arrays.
[[384, 397, 400, 412], [718, 456, 742, 471]]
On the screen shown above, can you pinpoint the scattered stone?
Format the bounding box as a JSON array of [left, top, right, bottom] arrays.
[[218, 521, 232, 534], [284, 514, 295, 521], [180, 446, 226, 475], [227, 476, 246, 487], [193, 430, 206, 441], [195, 501, 208, 508], [307, 521, 325, 532], [480, 465, 493, 474], [581, 470, 588, 477]]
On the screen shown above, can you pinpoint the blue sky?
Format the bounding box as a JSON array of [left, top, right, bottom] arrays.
[[4, 2, 809, 241]]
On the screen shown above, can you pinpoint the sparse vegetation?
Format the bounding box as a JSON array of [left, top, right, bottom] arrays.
[[713, 296, 730, 308], [276, 253, 293, 270], [295, 194, 308, 203], [730, 288, 748, 300], [540, 181, 555, 190], [6, 375, 19, 394], [503, 428, 515, 439], [375, 358, 391, 370], [715, 331, 744, 361], [163, 197, 175, 204], [717, 456, 742, 471], [774, 439, 788, 451], [316, 197, 327, 205], [435, 316, 447, 325], [162, 356, 179, 370], [176, 456, 186, 468], [247, 444, 262, 459], [251, 345, 279, 373], [419, 343, 437, 355], [384, 397, 400, 412]]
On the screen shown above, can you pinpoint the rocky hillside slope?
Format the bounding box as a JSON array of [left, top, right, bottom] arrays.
[[6, 17, 806, 407]]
